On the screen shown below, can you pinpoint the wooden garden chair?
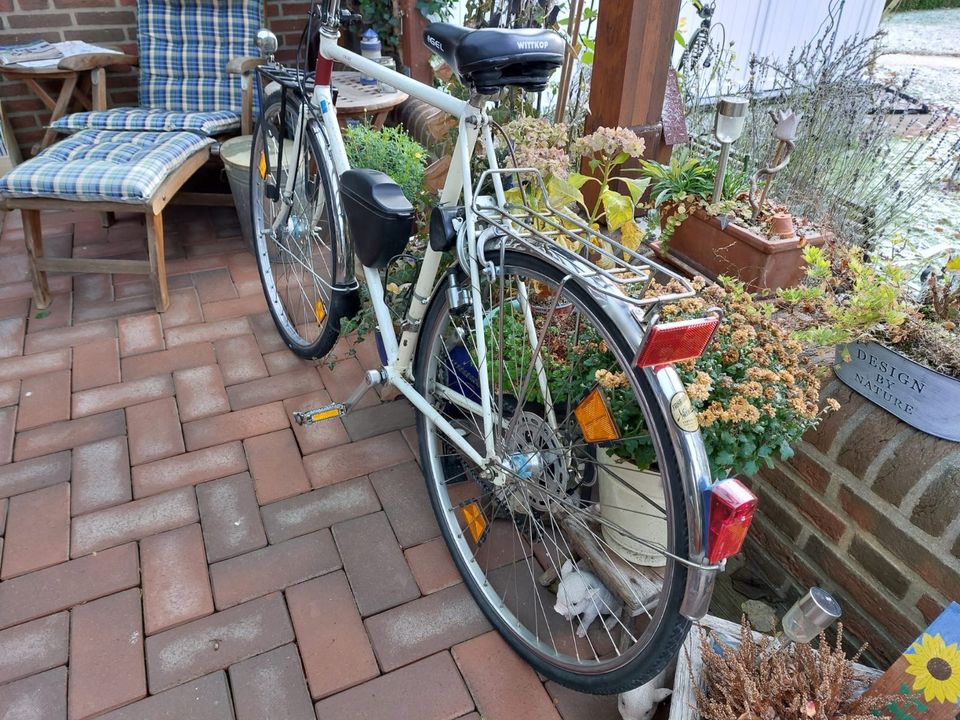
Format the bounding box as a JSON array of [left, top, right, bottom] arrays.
[[0, 0, 265, 313]]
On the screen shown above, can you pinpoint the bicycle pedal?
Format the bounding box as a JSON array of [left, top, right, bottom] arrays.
[[293, 403, 346, 425]]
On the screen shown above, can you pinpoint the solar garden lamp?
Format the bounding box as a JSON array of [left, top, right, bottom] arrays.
[[712, 96, 749, 204], [781, 587, 842, 643]]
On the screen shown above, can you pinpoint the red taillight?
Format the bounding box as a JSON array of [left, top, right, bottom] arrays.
[[635, 316, 720, 368], [705, 478, 757, 563]]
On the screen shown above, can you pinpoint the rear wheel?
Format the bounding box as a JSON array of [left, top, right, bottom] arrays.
[[413, 250, 691, 694], [250, 92, 351, 359]]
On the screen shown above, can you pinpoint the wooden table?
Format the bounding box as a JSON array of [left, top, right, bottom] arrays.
[[333, 70, 408, 128], [0, 61, 109, 158]]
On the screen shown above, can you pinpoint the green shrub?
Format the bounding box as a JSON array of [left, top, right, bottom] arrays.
[[342, 124, 428, 206]]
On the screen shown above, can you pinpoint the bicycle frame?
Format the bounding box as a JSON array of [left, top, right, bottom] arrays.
[[267, 8, 722, 620]]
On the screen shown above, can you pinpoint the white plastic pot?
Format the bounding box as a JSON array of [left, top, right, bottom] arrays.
[[596, 446, 667, 567]]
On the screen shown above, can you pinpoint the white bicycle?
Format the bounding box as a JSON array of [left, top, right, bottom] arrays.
[[249, 1, 757, 694]]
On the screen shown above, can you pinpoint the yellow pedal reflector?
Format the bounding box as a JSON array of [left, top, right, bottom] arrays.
[[574, 386, 621, 444], [461, 502, 487, 544], [314, 298, 326, 324], [258, 150, 268, 180], [310, 407, 341, 422]]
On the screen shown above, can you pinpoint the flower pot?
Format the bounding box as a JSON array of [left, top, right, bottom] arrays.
[[665, 209, 827, 293], [596, 446, 667, 567], [834, 341, 960, 442]]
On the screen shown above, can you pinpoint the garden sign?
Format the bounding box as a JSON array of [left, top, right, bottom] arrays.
[[834, 342, 960, 442], [861, 602, 960, 720]]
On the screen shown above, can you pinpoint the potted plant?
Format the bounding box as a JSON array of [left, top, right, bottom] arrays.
[[641, 150, 829, 294], [668, 615, 906, 720], [785, 242, 960, 441]]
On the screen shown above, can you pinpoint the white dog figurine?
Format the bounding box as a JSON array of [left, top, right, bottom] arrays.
[[617, 671, 672, 720], [552, 560, 622, 638]]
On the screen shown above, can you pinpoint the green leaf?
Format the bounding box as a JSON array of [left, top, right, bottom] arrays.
[[34, 310, 50, 319], [581, 50, 594, 65], [715, 450, 735, 467], [778, 440, 795, 460], [567, 172, 593, 190], [599, 189, 634, 231], [947, 256, 960, 272], [612, 151, 630, 165], [617, 176, 651, 206], [743, 460, 760, 476], [546, 176, 584, 208], [674, 29, 687, 48]]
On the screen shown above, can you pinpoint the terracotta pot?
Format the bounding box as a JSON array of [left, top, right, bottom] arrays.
[[769, 212, 795, 238], [664, 209, 827, 293]]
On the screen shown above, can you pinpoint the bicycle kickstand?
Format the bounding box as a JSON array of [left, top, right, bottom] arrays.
[[293, 368, 386, 426]]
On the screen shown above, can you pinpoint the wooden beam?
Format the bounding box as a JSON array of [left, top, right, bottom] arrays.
[[584, 0, 681, 160], [396, 0, 432, 84]]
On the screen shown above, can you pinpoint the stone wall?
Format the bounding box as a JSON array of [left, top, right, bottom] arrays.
[[0, 0, 311, 158], [742, 373, 960, 663]]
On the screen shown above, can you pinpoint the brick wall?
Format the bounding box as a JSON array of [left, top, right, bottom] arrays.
[[0, 0, 313, 159], [743, 373, 960, 663]]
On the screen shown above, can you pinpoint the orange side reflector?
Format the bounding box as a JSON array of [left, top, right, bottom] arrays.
[[314, 299, 326, 325], [635, 316, 720, 368], [574, 386, 621, 444], [258, 151, 268, 180], [461, 502, 487, 544]]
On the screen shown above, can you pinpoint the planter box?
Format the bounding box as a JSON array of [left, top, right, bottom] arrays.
[[665, 210, 827, 293], [668, 615, 881, 720], [834, 341, 960, 442]]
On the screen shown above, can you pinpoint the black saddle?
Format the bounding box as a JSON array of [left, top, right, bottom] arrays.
[[423, 22, 564, 94]]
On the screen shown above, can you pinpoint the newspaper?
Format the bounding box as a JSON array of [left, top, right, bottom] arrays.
[[1, 41, 121, 69], [0, 40, 61, 66]]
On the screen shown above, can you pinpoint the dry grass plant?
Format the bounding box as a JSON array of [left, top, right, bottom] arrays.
[[695, 618, 910, 720]]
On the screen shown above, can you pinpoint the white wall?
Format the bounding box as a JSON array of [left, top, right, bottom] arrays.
[[677, 0, 885, 89]]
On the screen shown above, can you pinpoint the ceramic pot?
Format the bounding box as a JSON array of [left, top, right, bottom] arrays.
[[665, 209, 828, 293]]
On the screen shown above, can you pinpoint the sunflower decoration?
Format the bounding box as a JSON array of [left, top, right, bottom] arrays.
[[905, 632, 960, 704]]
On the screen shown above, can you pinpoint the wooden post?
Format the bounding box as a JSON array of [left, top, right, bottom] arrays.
[[584, 0, 682, 163], [396, 0, 432, 84]]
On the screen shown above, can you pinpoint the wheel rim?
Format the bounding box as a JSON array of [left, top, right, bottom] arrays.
[[252, 103, 336, 350], [419, 256, 684, 675]]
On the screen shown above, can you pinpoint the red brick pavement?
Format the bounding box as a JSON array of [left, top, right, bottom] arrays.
[[0, 207, 617, 719]]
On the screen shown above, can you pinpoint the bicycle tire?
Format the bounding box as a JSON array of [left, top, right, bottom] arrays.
[[250, 91, 354, 359], [413, 249, 690, 695]]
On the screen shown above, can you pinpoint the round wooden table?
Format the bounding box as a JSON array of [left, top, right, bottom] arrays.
[[333, 70, 409, 128]]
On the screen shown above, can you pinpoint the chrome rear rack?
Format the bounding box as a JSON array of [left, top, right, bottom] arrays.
[[471, 168, 696, 309]]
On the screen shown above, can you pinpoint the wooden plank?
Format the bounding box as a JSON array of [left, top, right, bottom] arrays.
[[21, 210, 51, 309], [90, 67, 107, 112], [146, 212, 169, 312], [0, 197, 144, 212], [148, 150, 211, 213], [35, 257, 149, 275], [560, 514, 662, 615]]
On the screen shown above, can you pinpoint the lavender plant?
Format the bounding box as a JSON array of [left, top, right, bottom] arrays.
[[679, 0, 960, 247]]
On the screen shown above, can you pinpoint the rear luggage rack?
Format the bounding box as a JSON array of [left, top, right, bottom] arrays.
[[471, 168, 697, 309]]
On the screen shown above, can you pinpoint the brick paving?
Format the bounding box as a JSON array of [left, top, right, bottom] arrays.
[[0, 207, 617, 719]]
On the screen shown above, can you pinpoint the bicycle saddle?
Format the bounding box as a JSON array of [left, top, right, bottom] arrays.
[[423, 22, 564, 94]]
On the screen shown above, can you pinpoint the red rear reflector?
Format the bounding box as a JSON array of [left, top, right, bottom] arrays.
[[706, 478, 757, 563], [635, 316, 720, 368]]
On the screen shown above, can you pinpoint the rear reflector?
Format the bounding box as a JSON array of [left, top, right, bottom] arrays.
[[635, 316, 720, 368], [705, 478, 757, 563]]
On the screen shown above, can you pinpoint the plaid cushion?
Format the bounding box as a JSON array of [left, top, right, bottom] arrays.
[[51, 108, 241, 136], [0, 130, 213, 204], [138, 0, 261, 113]]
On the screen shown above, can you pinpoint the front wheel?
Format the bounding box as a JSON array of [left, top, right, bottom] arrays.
[[413, 250, 691, 695], [250, 92, 354, 359]]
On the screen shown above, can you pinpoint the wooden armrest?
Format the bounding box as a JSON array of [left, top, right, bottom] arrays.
[[226, 56, 264, 75], [59, 53, 139, 72]]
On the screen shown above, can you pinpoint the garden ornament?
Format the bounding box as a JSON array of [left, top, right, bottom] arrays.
[[553, 559, 623, 638], [749, 108, 800, 221], [617, 670, 672, 720]]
